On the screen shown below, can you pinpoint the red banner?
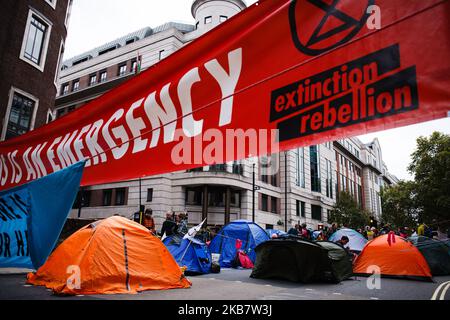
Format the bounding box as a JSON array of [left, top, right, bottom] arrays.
[[1, 0, 449, 191]]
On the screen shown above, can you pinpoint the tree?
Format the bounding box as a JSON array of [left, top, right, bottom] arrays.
[[408, 132, 450, 227], [380, 181, 418, 229], [329, 191, 370, 229]]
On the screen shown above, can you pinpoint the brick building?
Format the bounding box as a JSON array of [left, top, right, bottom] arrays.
[[0, 0, 73, 141]]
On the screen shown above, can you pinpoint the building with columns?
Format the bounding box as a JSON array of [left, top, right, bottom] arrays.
[[55, 0, 397, 230]]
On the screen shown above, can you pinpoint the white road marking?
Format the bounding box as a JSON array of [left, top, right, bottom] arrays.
[[370, 297, 379, 300], [439, 282, 450, 300], [431, 280, 450, 300], [265, 284, 272, 287], [333, 292, 342, 295]]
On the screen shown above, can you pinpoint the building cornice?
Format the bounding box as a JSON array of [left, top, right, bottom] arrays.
[[333, 141, 364, 167], [191, 0, 247, 17]]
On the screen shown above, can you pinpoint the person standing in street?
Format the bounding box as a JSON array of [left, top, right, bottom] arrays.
[[177, 212, 189, 236], [160, 211, 177, 237], [143, 208, 156, 235]]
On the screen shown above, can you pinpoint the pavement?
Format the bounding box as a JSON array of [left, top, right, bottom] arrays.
[[1, 268, 449, 300]]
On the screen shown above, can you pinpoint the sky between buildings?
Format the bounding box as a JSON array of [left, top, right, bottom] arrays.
[[63, 0, 450, 181]]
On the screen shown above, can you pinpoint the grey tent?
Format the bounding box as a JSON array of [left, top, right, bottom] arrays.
[[250, 239, 353, 283], [408, 236, 450, 276]]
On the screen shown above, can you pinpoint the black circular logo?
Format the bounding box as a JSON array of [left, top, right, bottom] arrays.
[[289, 0, 375, 56]]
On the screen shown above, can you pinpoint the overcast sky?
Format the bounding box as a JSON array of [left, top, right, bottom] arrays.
[[64, 0, 450, 181]]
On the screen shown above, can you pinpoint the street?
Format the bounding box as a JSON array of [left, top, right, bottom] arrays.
[[1, 268, 449, 300]]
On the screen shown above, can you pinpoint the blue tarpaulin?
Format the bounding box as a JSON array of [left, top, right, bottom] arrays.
[[266, 229, 287, 238], [209, 220, 269, 268], [0, 162, 84, 269], [163, 235, 212, 274]]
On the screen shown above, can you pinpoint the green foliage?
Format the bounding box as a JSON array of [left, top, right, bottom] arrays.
[[330, 191, 370, 229], [408, 132, 450, 226], [380, 181, 418, 229]]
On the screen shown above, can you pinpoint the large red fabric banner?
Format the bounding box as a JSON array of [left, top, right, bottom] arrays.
[[0, 0, 449, 191]]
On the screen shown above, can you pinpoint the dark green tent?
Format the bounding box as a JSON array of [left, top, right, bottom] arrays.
[[250, 239, 353, 283], [316, 241, 354, 282], [408, 236, 450, 276]]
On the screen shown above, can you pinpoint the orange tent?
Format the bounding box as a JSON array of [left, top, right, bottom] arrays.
[[27, 216, 191, 295], [353, 233, 432, 281]]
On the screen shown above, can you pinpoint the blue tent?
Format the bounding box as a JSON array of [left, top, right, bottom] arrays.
[[0, 162, 84, 270], [266, 229, 287, 238], [328, 228, 368, 252], [209, 220, 269, 267], [163, 235, 212, 274]]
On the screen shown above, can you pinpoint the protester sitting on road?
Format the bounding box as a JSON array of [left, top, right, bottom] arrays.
[[288, 224, 300, 236], [143, 208, 156, 234], [160, 212, 177, 237], [301, 223, 309, 239]]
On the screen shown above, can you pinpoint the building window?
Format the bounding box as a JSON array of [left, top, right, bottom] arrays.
[[270, 197, 278, 214], [72, 190, 91, 209], [118, 64, 127, 76], [100, 71, 107, 82], [219, 15, 228, 23], [147, 188, 153, 202], [326, 159, 333, 199], [205, 16, 212, 24], [115, 188, 126, 206], [296, 148, 305, 188], [208, 187, 225, 207], [72, 80, 79, 91], [310, 145, 321, 193], [46, 109, 54, 124], [230, 190, 241, 208], [89, 74, 97, 86], [20, 10, 52, 71], [261, 194, 269, 212], [62, 83, 69, 95], [131, 60, 137, 73], [159, 50, 165, 60], [296, 200, 305, 217], [232, 161, 243, 175], [311, 205, 322, 221], [45, 0, 57, 9], [3, 90, 37, 140], [102, 189, 112, 206], [186, 187, 203, 206]]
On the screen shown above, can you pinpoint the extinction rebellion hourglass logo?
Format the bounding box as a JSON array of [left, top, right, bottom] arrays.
[[271, 1, 420, 143], [289, 0, 375, 56]]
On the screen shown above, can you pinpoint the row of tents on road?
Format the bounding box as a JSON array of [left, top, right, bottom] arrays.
[[26, 217, 450, 295]]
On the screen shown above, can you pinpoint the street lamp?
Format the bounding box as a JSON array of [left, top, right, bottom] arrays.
[[248, 157, 259, 223]]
